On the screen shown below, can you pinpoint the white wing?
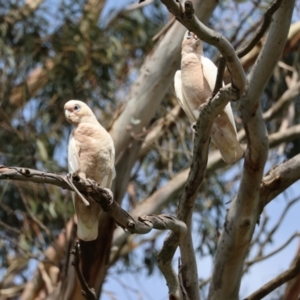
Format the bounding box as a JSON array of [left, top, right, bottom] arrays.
[[67, 131, 79, 173], [201, 56, 237, 132], [100, 146, 116, 189], [201, 56, 243, 163], [174, 70, 198, 123]]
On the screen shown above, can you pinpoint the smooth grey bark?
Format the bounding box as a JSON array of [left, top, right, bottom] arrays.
[[208, 0, 296, 299]]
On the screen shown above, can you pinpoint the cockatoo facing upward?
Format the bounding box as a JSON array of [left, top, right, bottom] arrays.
[[174, 31, 244, 164], [64, 100, 116, 241]]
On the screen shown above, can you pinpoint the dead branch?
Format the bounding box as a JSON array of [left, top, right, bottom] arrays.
[[0, 166, 187, 236], [112, 153, 300, 263]]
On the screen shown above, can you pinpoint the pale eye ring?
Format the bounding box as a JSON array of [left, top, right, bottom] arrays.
[[74, 104, 80, 111]]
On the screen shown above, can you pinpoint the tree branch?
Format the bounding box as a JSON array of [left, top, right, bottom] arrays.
[[110, 0, 218, 160], [214, 0, 283, 95], [157, 85, 240, 300], [112, 150, 300, 264], [245, 231, 300, 267], [263, 74, 300, 123], [244, 252, 300, 300], [160, 0, 246, 93], [246, 0, 295, 104], [260, 153, 300, 209], [208, 0, 295, 298], [0, 166, 187, 236], [236, 0, 283, 58], [139, 105, 182, 158]]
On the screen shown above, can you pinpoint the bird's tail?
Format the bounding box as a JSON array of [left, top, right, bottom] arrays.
[[73, 193, 102, 241], [211, 111, 244, 164]]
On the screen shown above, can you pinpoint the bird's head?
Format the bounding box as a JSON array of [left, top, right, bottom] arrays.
[[182, 31, 203, 54], [64, 100, 97, 125]]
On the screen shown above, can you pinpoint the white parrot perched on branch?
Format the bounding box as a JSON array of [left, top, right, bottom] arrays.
[[174, 31, 244, 164], [64, 100, 116, 241]]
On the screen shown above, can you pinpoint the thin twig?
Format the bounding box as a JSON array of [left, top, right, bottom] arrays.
[[258, 196, 300, 252], [213, 0, 283, 95], [244, 253, 300, 300], [246, 232, 300, 266], [237, 0, 283, 58]]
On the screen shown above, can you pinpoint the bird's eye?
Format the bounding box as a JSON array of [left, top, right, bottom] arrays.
[[186, 31, 191, 39], [74, 104, 80, 112]]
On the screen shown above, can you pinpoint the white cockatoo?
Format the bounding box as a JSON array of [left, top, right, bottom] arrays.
[[174, 31, 244, 164], [64, 100, 116, 241]]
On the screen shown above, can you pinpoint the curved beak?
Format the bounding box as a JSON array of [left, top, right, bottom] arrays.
[[65, 109, 71, 118]]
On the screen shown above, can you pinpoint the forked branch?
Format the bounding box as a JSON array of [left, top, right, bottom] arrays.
[[160, 0, 246, 94], [0, 166, 187, 236], [157, 85, 240, 300]]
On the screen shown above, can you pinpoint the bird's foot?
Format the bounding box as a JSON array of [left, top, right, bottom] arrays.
[[101, 188, 114, 205], [70, 171, 80, 181], [191, 122, 197, 134], [65, 173, 90, 207], [78, 178, 96, 194]]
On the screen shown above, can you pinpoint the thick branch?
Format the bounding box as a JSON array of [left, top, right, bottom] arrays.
[[263, 77, 300, 122], [208, 0, 295, 299], [247, 0, 295, 105], [112, 145, 300, 260]]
